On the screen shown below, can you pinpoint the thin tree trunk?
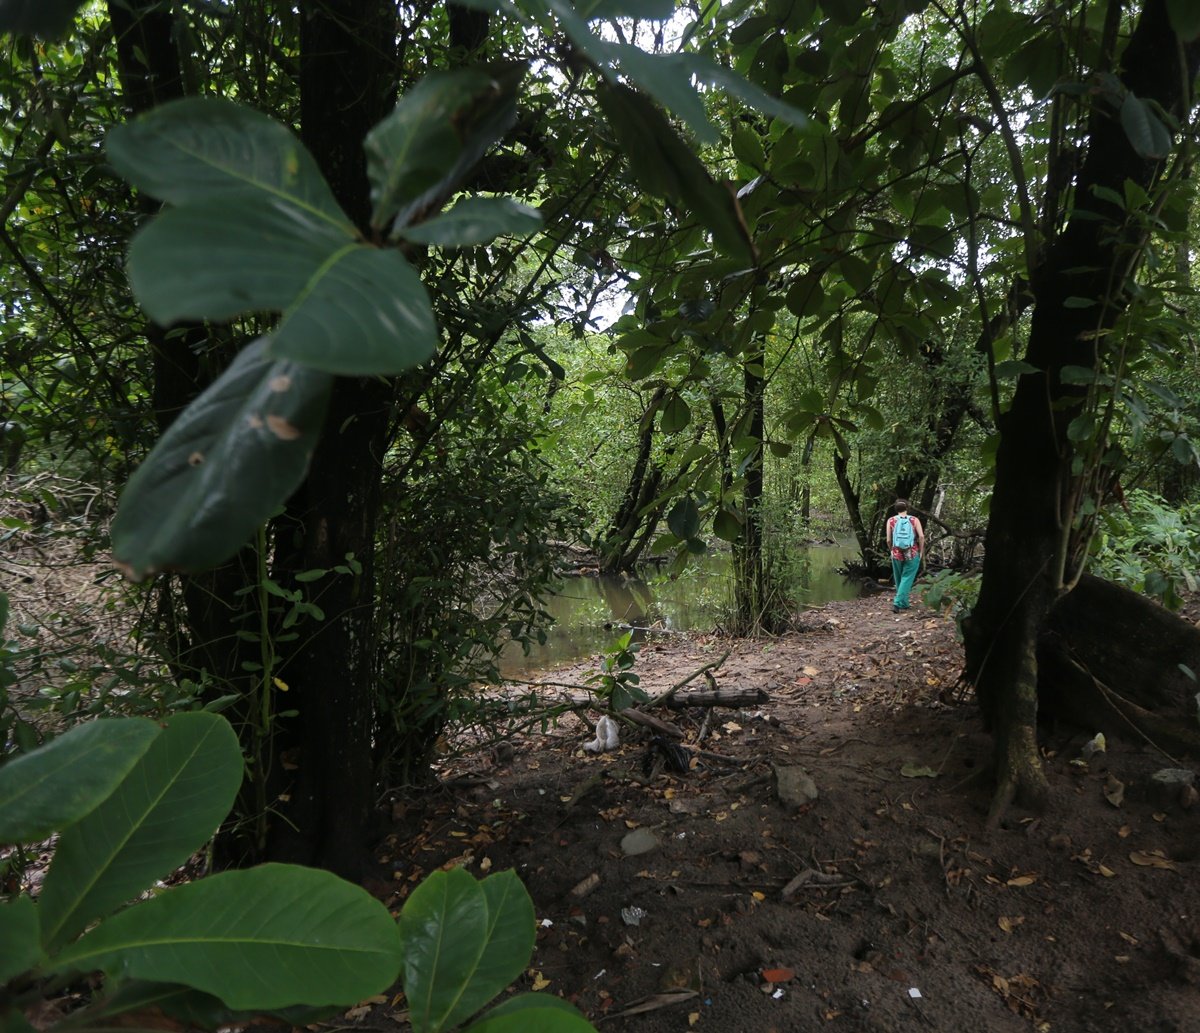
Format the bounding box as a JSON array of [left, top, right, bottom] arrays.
[[265, 0, 397, 879], [733, 335, 766, 630]]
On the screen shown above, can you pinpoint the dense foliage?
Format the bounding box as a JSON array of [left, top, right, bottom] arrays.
[[0, 0, 1197, 890]]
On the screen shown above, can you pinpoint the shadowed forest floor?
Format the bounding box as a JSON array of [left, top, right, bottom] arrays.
[[359, 593, 1200, 1033]]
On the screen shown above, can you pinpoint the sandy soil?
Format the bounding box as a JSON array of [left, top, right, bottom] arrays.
[[371, 593, 1200, 1033]]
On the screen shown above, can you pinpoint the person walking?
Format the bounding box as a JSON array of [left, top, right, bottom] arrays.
[[886, 499, 924, 613]]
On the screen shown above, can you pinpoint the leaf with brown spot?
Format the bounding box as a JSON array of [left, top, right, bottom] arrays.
[[111, 338, 332, 579]]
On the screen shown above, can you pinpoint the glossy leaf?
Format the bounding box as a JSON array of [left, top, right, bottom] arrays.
[[398, 196, 542, 246], [476, 871, 538, 1009], [660, 393, 692, 434], [366, 66, 523, 232], [713, 509, 743, 543], [613, 48, 718, 144], [0, 0, 83, 37], [50, 865, 402, 1011], [39, 712, 243, 951], [1120, 92, 1171, 160], [0, 895, 41, 982], [399, 868, 534, 1033], [111, 339, 332, 579], [464, 993, 596, 1032], [596, 83, 755, 264], [677, 54, 809, 130], [127, 197, 436, 376], [83, 981, 338, 1029], [667, 497, 701, 540], [0, 718, 160, 844], [108, 98, 347, 220]]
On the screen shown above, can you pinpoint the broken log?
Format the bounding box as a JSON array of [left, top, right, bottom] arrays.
[[665, 686, 769, 709], [1037, 573, 1200, 755]]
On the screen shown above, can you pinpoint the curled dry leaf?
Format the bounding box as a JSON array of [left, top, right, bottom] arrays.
[[1129, 850, 1178, 871]]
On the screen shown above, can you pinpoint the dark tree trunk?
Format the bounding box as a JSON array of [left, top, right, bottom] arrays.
[[600, 388, 664, 573], [264, 0, 398, 879], [964, 1, 1200, 818], [732, 336, 767, 631]]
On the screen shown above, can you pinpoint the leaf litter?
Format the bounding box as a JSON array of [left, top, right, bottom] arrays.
[[363, 593, 1200, 1033]]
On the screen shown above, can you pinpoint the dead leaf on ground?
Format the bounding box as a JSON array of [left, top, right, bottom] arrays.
[[1103, 774, 1125, 807], [1006, 873, 1037, 887], [762, 967, 796, 983], [900, 763, 937, 778], [1129, 850, 1178, 871], [607, 990, 699, 1018]]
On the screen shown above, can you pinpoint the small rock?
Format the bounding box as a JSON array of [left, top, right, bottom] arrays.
[[773, 764, 819, 809], [620, 827, 661, 856], [1150, 768, 1198, 807], [1151, 768, 1196, 789]]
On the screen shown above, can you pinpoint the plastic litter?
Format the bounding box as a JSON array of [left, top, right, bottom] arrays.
[[620, 905, 648, 926], [584, 715, 621, 753]]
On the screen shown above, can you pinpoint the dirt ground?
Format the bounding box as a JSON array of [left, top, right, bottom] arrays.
[[372, 592, 1200, 1033]]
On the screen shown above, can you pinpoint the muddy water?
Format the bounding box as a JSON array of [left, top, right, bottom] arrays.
[[500, 542, 864, 678]]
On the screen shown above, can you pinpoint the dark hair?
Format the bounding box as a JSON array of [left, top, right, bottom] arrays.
[[894, 498, 909, 513]]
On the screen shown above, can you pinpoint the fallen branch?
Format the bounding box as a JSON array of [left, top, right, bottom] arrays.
[[666, 685, 768, 709], [646, 648, 732, 708]]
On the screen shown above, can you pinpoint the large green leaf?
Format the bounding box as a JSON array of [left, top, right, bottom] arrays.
[[399, 868, 535, 1033], [110, 98, 437, 376], [1167, 0, 1200, 40], [0, 0, 82, 37], [584, 0, 674, 18], [464, 993, 597, 1033], [107, 98, 348, 222], [678, 54, 809, 131], [82, 981, 338, 1029], [0, 895, 41, 982], [0, 718, 160, 844], [39, 712, 243, 952], [50, 865, 402, 1011], [366, 66, 524, 232], [127, 197, 436, 376], [596, 83, 755, 264], [398, 196, 542, 246], [1119, 92, 1171, 160], [110, 339, 332, 579], [475, 870, 537, 1003]]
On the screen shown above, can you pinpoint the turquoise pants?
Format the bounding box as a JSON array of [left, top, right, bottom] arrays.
[[891, 552, 920, 609]]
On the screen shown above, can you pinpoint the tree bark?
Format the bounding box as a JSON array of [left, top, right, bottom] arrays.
[[965, 1, 1200, 816], [732, 335, 768, 631], [264, 0, 397, 879]]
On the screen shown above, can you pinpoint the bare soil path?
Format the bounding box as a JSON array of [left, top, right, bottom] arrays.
[[372, 594, 1200, 1033]]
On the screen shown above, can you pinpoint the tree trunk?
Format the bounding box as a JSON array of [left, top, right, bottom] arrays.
[[732, 335, 767, 631], [965, 1, 1200, 817], [600, 388, 664, 573], [264, 0, 397, 879]]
